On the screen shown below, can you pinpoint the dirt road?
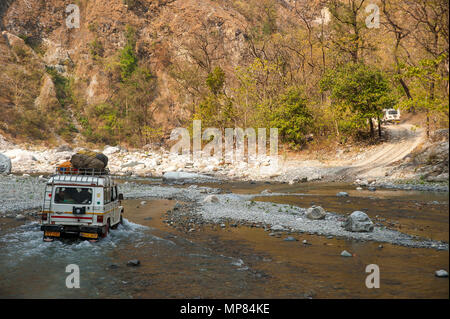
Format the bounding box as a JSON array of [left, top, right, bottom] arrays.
[[280, 123, 427, 182], [343, 123, 426, 179]]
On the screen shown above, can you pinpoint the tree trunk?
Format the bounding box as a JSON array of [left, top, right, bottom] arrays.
[[369, 118, 374, 138], [377, 115, 382, 138]]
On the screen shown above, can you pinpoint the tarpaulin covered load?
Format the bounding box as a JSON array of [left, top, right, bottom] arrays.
[[70, 150, 109, 170]]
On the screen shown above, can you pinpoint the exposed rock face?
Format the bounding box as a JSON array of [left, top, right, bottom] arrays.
[[306, 205, 326, 220], [342, 211, 374, 232], [0, 153, 12, 174], [34, 73, 59, 110], [0, 0, 254, 139]]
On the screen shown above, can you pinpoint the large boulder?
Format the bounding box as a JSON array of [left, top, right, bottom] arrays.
[[306, 206, 327, 220], [342, 211, 374, 232], [71, 150, 108, 170], [0, 153, 12, 174]]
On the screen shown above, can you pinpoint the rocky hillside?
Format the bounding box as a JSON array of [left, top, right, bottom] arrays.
[[0, 0, 300, 145], [1, 0, 448, 149]]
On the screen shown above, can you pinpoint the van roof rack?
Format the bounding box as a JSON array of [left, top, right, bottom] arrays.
[[55, 167, 110, 176]]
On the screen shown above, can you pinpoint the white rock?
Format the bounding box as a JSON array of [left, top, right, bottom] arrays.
[[15, 214, 26, 221], [0, 153, 12, 174], [306, 206, 326, 220], [271, 225, 285, 231], [337, 192, 349, 197], [343, 211, 374, 232], [203, 195, 219, 203], [4, 150, 37, 163], [103, 146, 120, 155], [163, 171, 213, 181], [435, 270, 448, 278], [121, 161, 144, 168], [341, 250, 352, 257]]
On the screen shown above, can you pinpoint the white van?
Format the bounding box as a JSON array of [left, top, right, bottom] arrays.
[[382, 108, 401, 124], [40, 168, 124, 241]]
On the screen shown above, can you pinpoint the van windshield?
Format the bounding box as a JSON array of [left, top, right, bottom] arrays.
[[54, 187, 93, 205], [388, 110, 398, 115]]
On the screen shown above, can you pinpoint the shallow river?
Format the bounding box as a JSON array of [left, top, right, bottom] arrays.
[[0, 182, 448, 298]]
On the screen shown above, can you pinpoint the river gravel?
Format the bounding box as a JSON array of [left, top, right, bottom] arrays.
[[0, 175, 448, 250]]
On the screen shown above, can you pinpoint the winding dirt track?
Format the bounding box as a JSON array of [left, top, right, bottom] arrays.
[[343, 123, 425, 179]]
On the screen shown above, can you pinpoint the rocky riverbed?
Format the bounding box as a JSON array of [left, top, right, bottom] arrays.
[[0, 142, 448, 192], [0, 173, 448, 251]]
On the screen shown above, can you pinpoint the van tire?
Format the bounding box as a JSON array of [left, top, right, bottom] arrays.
[[102, 220, 110, 238]]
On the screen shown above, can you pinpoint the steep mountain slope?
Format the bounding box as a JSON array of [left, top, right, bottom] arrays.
[[0, 0, 271, 144]]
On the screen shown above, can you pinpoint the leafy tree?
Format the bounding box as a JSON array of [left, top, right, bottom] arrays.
[[270, 87, 313, 146], [118, 26, 138, 80], [195, 66, 234, 130], [400, 54, 449, 136], [206, 67, 225, 96], [320, 63, 396, 138]]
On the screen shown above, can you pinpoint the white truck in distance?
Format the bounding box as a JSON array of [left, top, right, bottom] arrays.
[[382, 108, 401, 124]]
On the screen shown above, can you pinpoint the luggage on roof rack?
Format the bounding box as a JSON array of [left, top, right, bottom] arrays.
[[71, 150, 109, 170]]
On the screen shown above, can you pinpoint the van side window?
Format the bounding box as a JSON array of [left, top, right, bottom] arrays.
[[104, 187, 110, 204], [111, 187, 115, 201]]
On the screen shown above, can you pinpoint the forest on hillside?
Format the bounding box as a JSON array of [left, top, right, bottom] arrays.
[[0, 0, 448, 148]]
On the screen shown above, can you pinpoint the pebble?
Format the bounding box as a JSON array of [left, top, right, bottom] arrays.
[[283, 236, 297, 242], [341, 250, 352, 257], [337, 192, 349, 197], [15, 214, 26, 221], [435, 270, 448, 278], [127, 259, 141, 266]]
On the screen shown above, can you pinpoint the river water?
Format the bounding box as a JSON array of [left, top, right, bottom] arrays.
[[0, 182, 448, 298]]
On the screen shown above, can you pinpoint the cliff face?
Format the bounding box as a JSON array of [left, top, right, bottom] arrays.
[[0, 0, 267, 144]]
